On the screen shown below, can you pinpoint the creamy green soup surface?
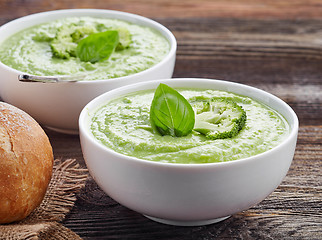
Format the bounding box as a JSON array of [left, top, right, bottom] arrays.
[[90, 88, 290, 164], [0, 17, 170, 80]]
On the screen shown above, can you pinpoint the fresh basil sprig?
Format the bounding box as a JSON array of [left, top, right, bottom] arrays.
[[76, 30, 119, 63], [150, 84, 195, 137]]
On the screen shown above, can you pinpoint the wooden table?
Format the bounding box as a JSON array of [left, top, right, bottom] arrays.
[[1, 1, 321, 239]]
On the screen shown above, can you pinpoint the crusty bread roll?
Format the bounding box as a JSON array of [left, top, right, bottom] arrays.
[[0, 102, 53, 224]]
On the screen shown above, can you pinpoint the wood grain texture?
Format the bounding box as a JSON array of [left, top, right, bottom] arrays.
[[1, 0, 322, 20], [0, 1, 321, 239]]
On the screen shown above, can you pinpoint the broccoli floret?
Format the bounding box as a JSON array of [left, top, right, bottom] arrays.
[[115, 28, 132, 51], [193, 98, 246, 140], [71, 25, 97, 42], [51, 40, 77, 59], [50, 24, 97, 59], [49, 22, 131, 60]]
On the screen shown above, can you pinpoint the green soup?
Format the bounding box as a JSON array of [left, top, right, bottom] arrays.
[[90, 88, 290, 164], [0, 17, 170, 80]]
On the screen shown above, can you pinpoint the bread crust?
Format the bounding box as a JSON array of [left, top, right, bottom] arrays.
[[0, 102, 53, 223]]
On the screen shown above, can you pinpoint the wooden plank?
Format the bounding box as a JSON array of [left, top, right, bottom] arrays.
[[1, 0, 322, 20]]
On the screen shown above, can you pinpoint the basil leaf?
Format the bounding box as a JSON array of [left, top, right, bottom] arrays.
[[150, 83, 195, 137], [76, 30, 119, 63]]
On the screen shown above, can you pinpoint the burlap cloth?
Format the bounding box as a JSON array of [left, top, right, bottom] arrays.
[[0, 159, 88, 240]]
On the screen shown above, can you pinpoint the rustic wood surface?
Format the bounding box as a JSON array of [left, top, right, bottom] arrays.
[[1, 1, 321, 239]]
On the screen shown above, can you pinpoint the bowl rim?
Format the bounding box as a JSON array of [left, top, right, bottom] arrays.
[[79, 78, 299, 168], [0, 8, 177, 84]]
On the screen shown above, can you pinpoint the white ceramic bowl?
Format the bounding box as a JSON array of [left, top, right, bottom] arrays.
[[79, 78, 299, 226], [0, 9, 176, 134]]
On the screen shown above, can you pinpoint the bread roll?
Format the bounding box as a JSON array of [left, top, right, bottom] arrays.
[[0, 102, 53, 224]]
